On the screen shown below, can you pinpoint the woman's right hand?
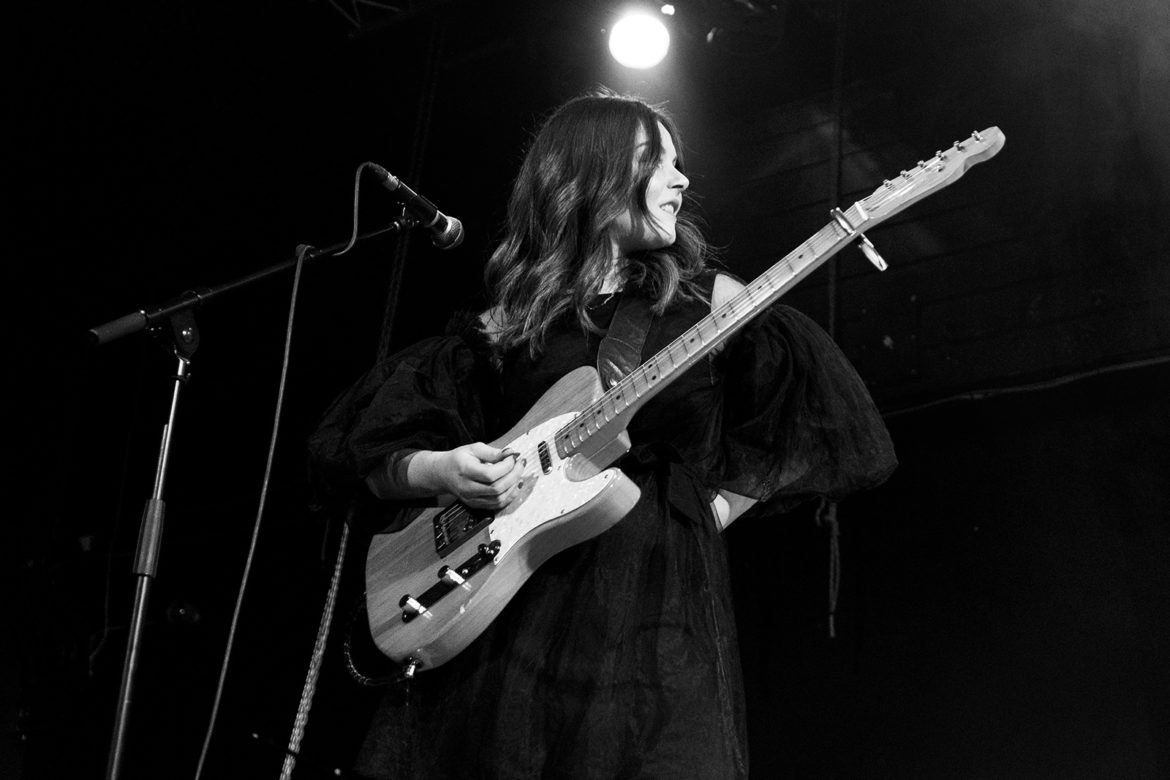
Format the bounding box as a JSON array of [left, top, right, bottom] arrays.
[[410, 443, 526, 510]]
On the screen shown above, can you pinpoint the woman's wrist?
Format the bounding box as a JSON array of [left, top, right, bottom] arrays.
[[367, 448, 440, 499], [405, 449, 447, 494]]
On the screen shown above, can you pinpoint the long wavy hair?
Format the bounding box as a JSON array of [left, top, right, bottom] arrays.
[[484, 90, 713, 357]]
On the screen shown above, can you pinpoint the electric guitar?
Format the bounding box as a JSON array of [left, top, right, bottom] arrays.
[[365, 128, 1006, 674]]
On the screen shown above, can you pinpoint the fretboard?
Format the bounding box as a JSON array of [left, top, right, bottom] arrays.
[[553, 202, 867, 459]]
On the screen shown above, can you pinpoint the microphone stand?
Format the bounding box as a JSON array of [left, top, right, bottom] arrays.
[[94, 217, 413, 780]]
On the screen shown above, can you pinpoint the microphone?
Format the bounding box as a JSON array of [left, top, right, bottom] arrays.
[[369, 164, 464, 250]]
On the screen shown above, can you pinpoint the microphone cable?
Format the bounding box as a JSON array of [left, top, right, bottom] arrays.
[[192, 158, 437, 779], [193, 241, 311, 780]]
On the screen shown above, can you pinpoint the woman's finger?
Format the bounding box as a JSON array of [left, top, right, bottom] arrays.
[[475, 451, 524, 483]]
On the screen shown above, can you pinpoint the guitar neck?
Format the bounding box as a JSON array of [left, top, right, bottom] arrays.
[[553, 202, 866, 459], [552, 126, 1006, 459]]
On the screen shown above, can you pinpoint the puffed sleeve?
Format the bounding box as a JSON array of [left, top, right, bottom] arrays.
[[715, 304, 896, 512], [307, 317, 499, 502]]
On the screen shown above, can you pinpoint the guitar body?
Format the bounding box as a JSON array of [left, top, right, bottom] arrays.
[[364, 366, 641, 672]]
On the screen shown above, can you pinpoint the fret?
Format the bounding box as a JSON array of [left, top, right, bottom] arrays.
[[584, 410, 600, 436], [630, 370, 647, 398], [664, 343, 681, 370], [613, 385, 630, 412], [591, 404, 608, 428]]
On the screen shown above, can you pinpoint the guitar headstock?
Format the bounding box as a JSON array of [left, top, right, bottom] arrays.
[[855, 127, 1005, 228]]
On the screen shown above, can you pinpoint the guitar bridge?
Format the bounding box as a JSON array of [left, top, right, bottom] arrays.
[[433, 503, 493, 557]]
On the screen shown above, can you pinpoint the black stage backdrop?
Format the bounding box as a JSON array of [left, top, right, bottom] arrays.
[[6, 1, 1168, 778]]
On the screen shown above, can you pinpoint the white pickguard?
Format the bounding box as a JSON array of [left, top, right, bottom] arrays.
[[486, 413, 618, 557]]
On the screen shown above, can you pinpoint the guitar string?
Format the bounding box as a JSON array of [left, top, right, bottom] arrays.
[[557, 220, 835, 451], [552, 157, 939, 459], [555, 165, 931, 450], [559, 139, 972, 447]]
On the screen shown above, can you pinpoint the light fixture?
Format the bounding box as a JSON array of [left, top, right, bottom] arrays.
[[608, 11, 671, 69]]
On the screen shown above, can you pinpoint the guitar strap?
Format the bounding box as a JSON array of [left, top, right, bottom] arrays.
[[597, 290, 713, 531], [596, 290, 654, 388]]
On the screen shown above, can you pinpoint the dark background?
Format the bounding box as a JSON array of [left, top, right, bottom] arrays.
[[6, 0, 1169, 778]]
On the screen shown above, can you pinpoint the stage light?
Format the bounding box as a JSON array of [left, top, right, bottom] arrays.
[[608, 12, 670, 69]]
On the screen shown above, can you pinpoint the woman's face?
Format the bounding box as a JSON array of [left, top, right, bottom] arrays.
[[611, 120, 690, 259]]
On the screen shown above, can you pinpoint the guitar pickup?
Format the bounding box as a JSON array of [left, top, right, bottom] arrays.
[[537, 440, 552, 474], [400, 541, 502, 624]]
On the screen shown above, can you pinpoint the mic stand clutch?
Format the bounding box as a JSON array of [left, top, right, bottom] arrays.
[[106, 309, 198, 780]]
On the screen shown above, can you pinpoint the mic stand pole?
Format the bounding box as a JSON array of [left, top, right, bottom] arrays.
[[93, 216, 413, 780], [106, 310, 197, 780]]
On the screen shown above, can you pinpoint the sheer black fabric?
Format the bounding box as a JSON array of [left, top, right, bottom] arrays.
[[307, 272, 895, 779]]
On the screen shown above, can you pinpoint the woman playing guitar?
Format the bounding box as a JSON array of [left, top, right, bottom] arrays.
[[310, 89, 896, 779]]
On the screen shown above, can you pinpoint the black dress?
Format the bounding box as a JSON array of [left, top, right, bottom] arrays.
[[308, 272, 896, 779]]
